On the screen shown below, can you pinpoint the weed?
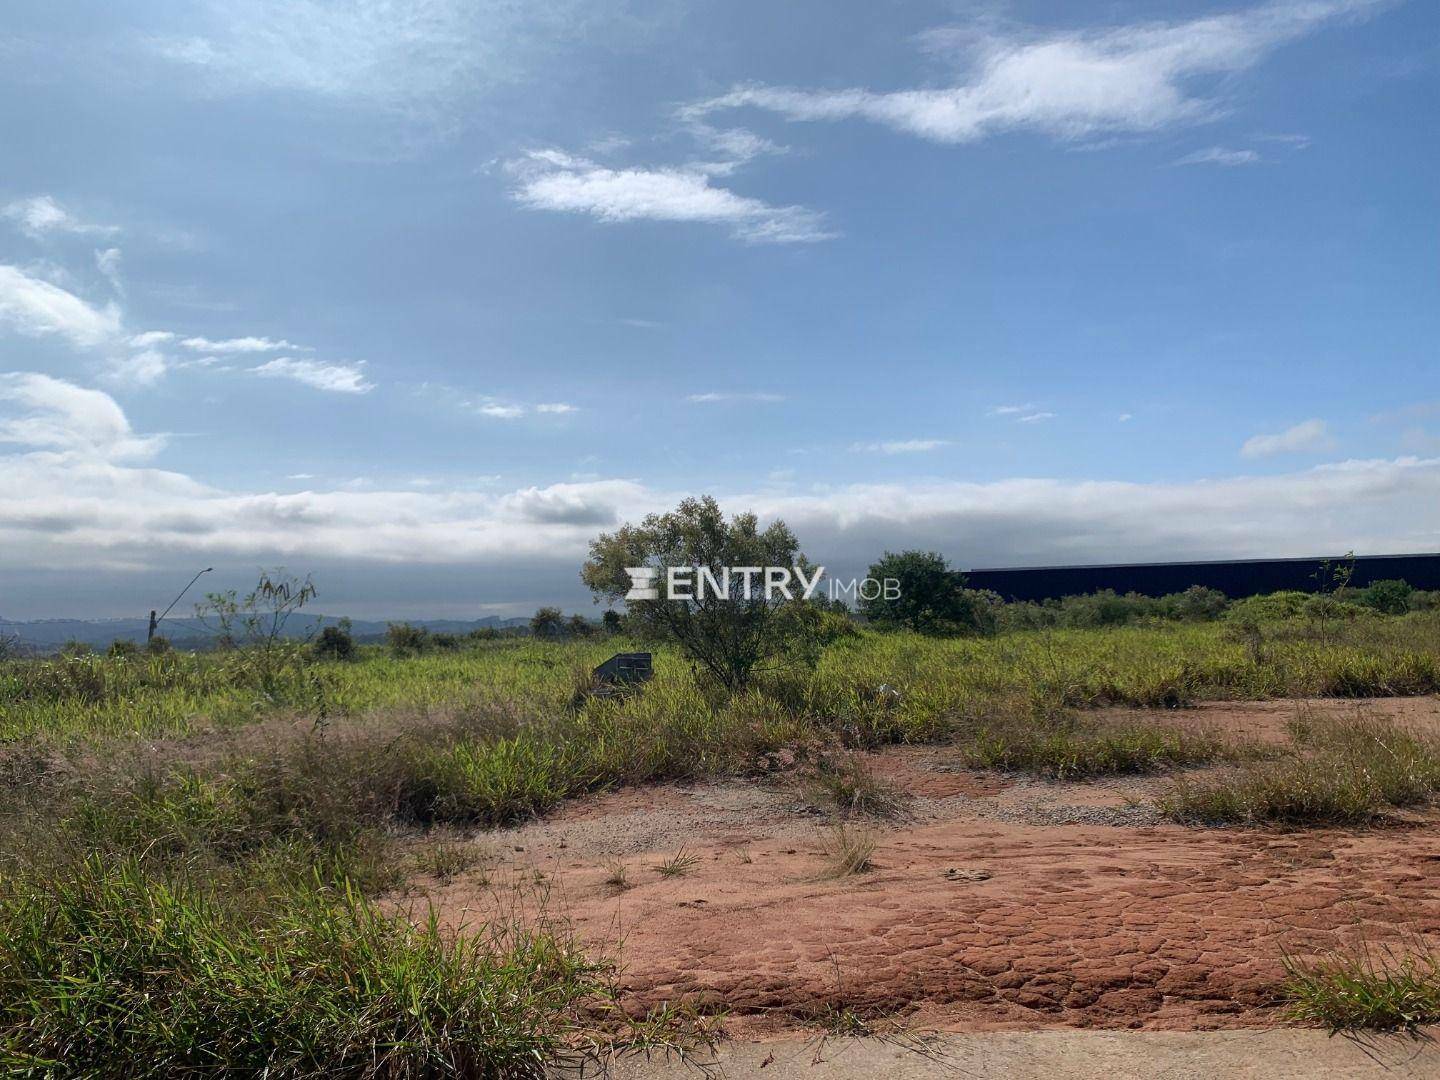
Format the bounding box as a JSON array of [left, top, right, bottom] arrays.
[[653, 846, 701, 879], [802, 752, 908, 818], [1282, 943, 1440, 1034], [819, 824, 878, 878], [1161, 719, 1440, 825], [0, 854, 608, 1076]]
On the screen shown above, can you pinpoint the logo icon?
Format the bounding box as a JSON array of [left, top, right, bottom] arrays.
[[624, 567, 659, 601]]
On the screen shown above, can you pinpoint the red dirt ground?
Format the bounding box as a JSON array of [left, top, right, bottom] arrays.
[[396, 697, 1440, 1035]]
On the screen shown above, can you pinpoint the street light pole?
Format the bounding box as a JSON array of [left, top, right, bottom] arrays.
[[149, 567, 214, 643]]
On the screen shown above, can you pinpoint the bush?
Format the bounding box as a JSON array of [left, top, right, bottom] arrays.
[[1162, 585, 1230, 621], [1226, 591, 1310, 622], [312, 622, 355, 661], [1359, 579, 1414, 615], [385, 622, 429, 654], [107, 639, 140, 658]]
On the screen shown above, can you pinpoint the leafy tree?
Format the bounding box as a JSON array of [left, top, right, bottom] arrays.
[[313, 618, 356, 660], [566, 614, 594, 638], [195, 570, 317, 687], [859, 550, 998, 635], [385, 622, 429, 654], [530, 607, 566, 640], [582, 495, 817, 690], [600, 610, 624, 635]]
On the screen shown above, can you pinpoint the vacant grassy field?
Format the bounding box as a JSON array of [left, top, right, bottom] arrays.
[[7, 612, 1440, 741], [3, 610, 1440, 1071]]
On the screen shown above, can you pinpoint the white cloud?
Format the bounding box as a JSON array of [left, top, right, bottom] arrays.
[[851, 438, 951, 454], [989, 403, 1053, 423], [2, 381, 1439, 611], [251, 357, 373, 394], [144, 0, 673, 125], [1241, 418, 1334, 458], [687, 391, 785, 404], [2, 195, 119, 239], [1118, 413, 1134, 422], [0, 264, 122, 348], [1174, 146, 1263, 166], [476, 402, 525, 419], [535, 402, 578, 414], [5, 376, 1440, 619], [94, 247, 125, 294], [181, 335, 305, 353], [0, 372, 163, 461], [690, 0, 1384, 145], [129, 330, 177, 348], [104, 349, 170, 388], [507, 150, 833, 244], [1257, 132, 1312, 148]]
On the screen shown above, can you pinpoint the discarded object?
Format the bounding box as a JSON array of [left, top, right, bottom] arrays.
[[592, 651, 654, 688], [577, 652, 655, 704]]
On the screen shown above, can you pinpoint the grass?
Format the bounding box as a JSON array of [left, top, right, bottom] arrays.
[[5, 613, 1440, 1066], [1282, 943, 1440, 1034], [8, 613, 1440, 742], [956, 713, 1246, 779], [653, 846, 701, 879], [1160, 718, 1440, 826], [819, 825, 878, 878], [0, 856, 608, 1077], [802, 752, 909, 817]]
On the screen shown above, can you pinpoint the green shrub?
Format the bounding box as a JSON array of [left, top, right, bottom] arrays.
[[385, 622, 430, 654], [1358, 579, 1414, 615], [1226, 591, 1310, 622]]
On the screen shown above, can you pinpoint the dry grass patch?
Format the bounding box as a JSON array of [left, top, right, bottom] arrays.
[[819, 824, 878, 878], [1160, 718, 1440, 826], [801, 752, 909, 818]]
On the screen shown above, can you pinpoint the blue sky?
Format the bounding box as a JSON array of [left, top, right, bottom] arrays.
[[1, 0, 1436, 618]]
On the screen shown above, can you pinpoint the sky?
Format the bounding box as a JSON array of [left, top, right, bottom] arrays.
[[1, 0, 1437, 620]]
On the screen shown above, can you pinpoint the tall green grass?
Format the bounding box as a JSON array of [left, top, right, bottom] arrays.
[[7, 614, 1440, 741], [1283, 943, 1440, 1034], [0, 856, 605, 1077]]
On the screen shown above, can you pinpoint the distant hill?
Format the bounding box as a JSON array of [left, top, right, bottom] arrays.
[[0, 614, 531, 653]]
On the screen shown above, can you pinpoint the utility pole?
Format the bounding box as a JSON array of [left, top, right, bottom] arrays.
[[149, 568, 214, 644]]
